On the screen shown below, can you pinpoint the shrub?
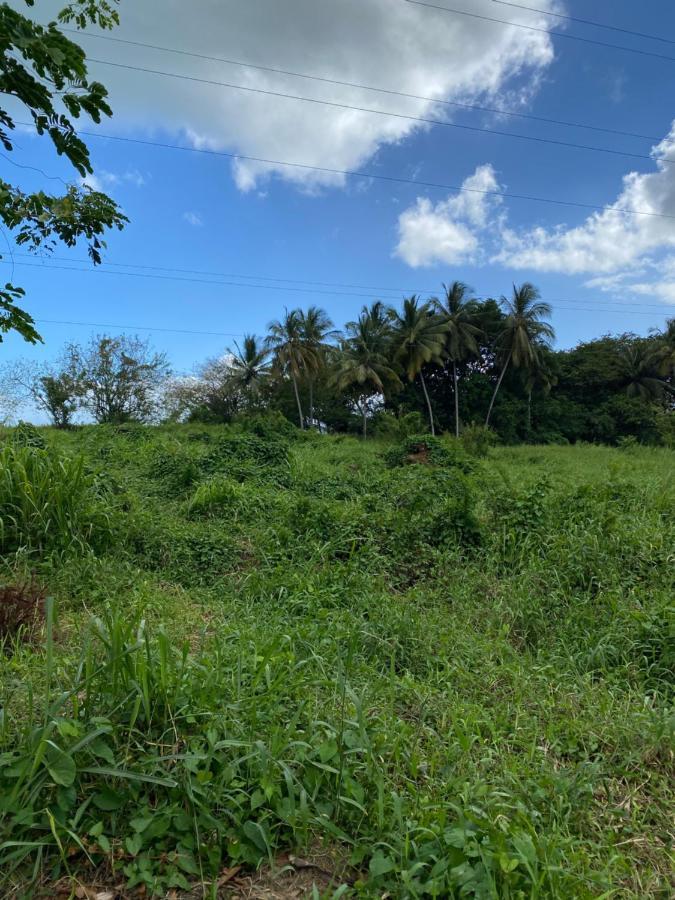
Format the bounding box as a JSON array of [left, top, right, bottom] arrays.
[[385, 467, 481, 551], [233, 410, 298, 440], [10, 421, 46, 450], [0, 445, 112, 556], [373, 410, 425, 440], [460, 423, 494, 458], [384, 434, 475, 473]]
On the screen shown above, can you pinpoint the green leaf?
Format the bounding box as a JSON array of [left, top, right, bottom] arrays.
[[369, 852, 396, 878], [499, 853, 519, 873], [125, 832, 143, 856], [81, 766, 177, 787], [45, 741, 76, 787], [93, 786, 125, 811], [243, 820, 270, 855]]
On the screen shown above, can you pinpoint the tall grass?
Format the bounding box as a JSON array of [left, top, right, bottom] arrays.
[[0, 427, 672, 897], [0, 444, 112, 556]]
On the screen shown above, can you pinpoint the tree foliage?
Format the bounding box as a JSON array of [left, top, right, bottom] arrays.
[[0, 0, 127, 342]]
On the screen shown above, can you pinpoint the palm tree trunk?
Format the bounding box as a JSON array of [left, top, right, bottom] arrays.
[[292, 375, 304, 429], [361, 400, 367, 440], [419, 370, 435, 437], [453, 361, 460, 438], [485, 351, 512, 428], [527, 388, 532, 434], [308, 379, 314, 427]]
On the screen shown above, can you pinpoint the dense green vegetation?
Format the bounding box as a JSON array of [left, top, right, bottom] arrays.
[[7, 293, 674, 448], [0, 421, 672, 897]]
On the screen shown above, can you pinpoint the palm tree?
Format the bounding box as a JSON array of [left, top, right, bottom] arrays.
[[333, 313, 401, 438], [389, 296, 449, 436], [485, 283, 555, 428], [522, 345, 557, 434], [652, 318, 675, 379], [266, 309, 320, 428], [227, 334, 270, 399], [432, 281, 480, 437], [617, 341, 673, 401], [299, 306, 338, 426]]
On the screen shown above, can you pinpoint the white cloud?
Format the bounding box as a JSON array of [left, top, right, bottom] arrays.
[[183, 211, 203, 227], [393, 125, 675, 307], [78, 0, 559, 191], [494, 125, 675, 275], [395, 164, 500, 266], [82, 168, 146, 191]]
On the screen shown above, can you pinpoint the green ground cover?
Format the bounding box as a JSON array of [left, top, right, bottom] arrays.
[[0, 424, 672, 898]]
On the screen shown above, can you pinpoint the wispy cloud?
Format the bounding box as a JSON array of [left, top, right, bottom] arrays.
[[183, 211, 203, 227]]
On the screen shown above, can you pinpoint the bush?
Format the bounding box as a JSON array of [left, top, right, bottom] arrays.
[[0, 445, 112, 556], [233, 410, 298, 440], [385, 466, 481, 551], [373, 410, 425, 440], [384, 434, 475, 473], [10, 421, 46, 450], [460, 423, 494, 458]]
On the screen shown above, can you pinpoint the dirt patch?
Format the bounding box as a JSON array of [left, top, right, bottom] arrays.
[[405, 443, 431, 465], [0, 579, 46, 645], [32, 848, 357, 900]]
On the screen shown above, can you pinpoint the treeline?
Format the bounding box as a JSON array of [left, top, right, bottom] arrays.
[[3, 283, 674, 445]]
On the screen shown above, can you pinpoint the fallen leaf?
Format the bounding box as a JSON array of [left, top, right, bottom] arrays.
[[217, 865, 242, 886]]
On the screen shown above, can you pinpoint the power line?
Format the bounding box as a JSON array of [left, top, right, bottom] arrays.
[[11, 252, 435, 295], [10, 252, 674, 313], [2, 259, 428, 301], [491, 0, 675, 46], [35, 318, 244, 338], [405, 1, 675, 63], [65, 28, 660, 142], [87, 56, 671, 170], [5, 259, 671, 314], [38, 124, 674, 221]]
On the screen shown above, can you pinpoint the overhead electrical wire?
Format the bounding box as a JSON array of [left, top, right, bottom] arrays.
[[35, 318, 245, 338], [491, 1, 675, 46], [11, 252, 435, 296], [4, 259, 671, 315], [28, 124, 673, 221], [85, 56, 673, 170], [405, 1, 675, 63], [65, 28, 660, 142], [8, 252, 673, 313]]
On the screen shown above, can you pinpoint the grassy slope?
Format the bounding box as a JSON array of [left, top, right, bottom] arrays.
[[1, 427, 673, 898]]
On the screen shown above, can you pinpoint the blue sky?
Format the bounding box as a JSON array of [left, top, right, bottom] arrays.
[[3, 0, 675, 382]]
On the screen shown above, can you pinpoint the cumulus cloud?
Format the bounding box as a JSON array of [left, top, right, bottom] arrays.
[[393, 125, 675, 305], [75, 0, 558, 191], [395, 164, 501, 266], [183, 211, 203, 227], [494, 126, 675, 274]]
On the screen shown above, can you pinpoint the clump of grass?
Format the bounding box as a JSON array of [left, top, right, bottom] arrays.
[[0, 445, 112, 556]]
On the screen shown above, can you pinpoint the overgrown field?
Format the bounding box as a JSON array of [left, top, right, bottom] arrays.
[[0, 422, 673, 898]]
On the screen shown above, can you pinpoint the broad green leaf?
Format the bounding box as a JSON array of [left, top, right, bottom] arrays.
[[45, 741, 76, 787]]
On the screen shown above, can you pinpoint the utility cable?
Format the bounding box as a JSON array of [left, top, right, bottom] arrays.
[[6, 259, 671, 314], [85, 56, 673, 170], [26, 123, 673, 220], [405, 1, 675, 64], [64, 28, 661, 142], [491, 1, 675, 46]]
